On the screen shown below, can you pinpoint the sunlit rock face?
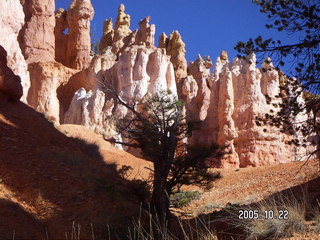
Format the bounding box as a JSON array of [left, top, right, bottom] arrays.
[[0, 0, 30, 102], [189, 52, 313, 168], [27, 61, 79, 123], [64, 88, 115, 137], [66, 0, 94, 69], [19, 0, 56, 63], [111, 4, 133, 55], [54, 0, 94, 70], [2, 0, 312, 168], [158, 31, 187, 87], [64, 45, 177, 135], [187, 55, 212, 121], [99, 18, 114, 54], [134, 16, 155, 47]]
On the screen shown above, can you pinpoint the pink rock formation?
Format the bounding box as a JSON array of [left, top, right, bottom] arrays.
[[64, 45, 177, 135], [0, 45, 23, 101], [187, 55, 212, 121], [99, 18, 114, 54], [0, 0, 30, 102], [134, 16, 155, 47], [2, 0, 310, 168], [191, 52, 306, 168], [261, 57, 280, 99], [215, 66, 239, 168], [19, 0, 55, 63], [166, 31, 187, 83], [158, 32, 169, 49], [112, 4, 132, 55], [108, 46, 177, 103], [98, 5, 156, 57], [66, 0, 94, 69], [27, 61, 78, 122], [182, 75, 199, 122]]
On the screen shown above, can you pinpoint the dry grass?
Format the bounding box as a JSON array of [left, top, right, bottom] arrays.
[[226, 191, 311, 240], [128, 209, 218, 240]]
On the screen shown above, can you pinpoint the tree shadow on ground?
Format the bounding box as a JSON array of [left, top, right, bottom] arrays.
[[0, 199, 45, 239]]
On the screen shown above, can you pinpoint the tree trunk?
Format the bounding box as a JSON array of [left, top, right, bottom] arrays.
[[151, 161, 170, 226]]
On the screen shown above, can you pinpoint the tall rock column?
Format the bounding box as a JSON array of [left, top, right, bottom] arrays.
[[112, 4, 132, 55], [134, 16, 155, 47], [158, 32, 168, 49], [188, 55, 212, 121], [166, 31, 187, 84], [19, 0, 55, 63], [0, 0, 30, 102], [99, 18, 114, 54], [66, 0, 94, 70], [216, 66, 239, 168], [54, 8, 68, 65]]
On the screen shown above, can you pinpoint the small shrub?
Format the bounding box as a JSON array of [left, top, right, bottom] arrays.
[[170, 191, 202, 208]]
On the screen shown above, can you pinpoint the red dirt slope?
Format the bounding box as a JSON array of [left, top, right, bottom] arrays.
[[0, 100, 150, 239]]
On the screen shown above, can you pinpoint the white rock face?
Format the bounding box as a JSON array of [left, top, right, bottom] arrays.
[[63, 45, 178, 137], [64, 88, 114, 136], [0, 0, 30, 102], [110, 45, 177, 102]]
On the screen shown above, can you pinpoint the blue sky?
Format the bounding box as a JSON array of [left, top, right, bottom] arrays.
[[56, 0, 299, 64]]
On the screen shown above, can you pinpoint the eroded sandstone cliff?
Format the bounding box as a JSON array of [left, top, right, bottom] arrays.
[[0, 1, 314, 168]]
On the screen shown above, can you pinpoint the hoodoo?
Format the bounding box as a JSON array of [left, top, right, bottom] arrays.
[[0, 2, 316, 168]]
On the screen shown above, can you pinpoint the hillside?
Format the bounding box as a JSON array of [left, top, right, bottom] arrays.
[[182, 159, 320, 217], [0, 100, 151, 239]]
